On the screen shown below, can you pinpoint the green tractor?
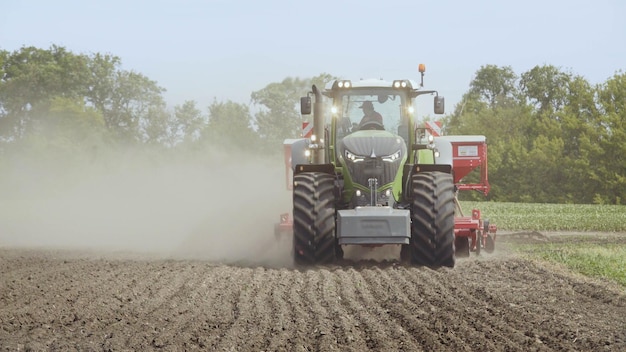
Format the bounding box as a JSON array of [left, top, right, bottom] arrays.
[[287, 65, 456, 267]]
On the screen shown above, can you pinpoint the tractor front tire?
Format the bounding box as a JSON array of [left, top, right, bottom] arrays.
[[292, 172, 337, 265], [410, 172, 456, 268]]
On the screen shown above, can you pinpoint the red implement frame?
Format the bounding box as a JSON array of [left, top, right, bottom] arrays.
[[275, 142, 295, 237], [440, 135, 497, 255]]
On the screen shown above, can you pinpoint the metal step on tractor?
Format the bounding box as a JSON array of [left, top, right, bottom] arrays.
[[275, 65, 496, 267]]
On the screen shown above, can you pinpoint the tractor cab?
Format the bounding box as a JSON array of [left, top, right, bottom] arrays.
[[332, 85, 409, 136]]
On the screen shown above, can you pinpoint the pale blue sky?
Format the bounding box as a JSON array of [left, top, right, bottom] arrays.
[[1, 0, 624, 113]]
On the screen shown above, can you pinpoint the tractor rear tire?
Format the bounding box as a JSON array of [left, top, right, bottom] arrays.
[[292, 172, 337, 265], [410, 172, 456, 268]]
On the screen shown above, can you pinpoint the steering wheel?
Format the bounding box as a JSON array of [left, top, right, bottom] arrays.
[[359, 120, 385, 131]]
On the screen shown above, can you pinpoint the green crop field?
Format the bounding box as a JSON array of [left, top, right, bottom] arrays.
[[462, 202, 626, 287], [461, 201, 626, 232]]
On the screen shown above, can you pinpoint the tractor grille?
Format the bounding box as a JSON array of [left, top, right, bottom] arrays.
[[340, 131, 407, 205], [346, 157, 400, 188]]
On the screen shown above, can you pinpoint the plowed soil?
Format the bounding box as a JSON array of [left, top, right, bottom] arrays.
[[1, 162, 625, 350], [1, 233, 625, 351]]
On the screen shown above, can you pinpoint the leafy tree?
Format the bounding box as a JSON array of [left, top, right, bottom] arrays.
[[251, 73, 335, 152], [85, 53, 121, 117], [0, 46, 91, 139], [520, 65, 572, 114], [251, 77, 307, 147], [450, 65, 528, 142], [595, 71, 626, 204], [8, 97, 106, 162], [174, 100, 206, 144], [468, 64, 518, 107], [0, 45, 171, 146], [3, 44, 623, 204], [39, 97, 106, 144], [449, 65, 625, 204], [447, 65, 534, 202], [101, 70, 166, 143], [0, 97, 107, 195], [143, 103, 176, 147], [198, 99, 257, 152]]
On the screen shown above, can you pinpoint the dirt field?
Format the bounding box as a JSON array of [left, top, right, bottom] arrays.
[[1, 233, 625, 352], [1, 162, 624, 350]]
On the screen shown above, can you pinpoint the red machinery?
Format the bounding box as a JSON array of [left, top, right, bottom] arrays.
[[274, 140, 296, 239], [439, 135, 497, 256]]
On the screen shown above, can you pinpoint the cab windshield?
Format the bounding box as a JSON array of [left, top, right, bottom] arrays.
[[334, 88, 409, 163], [334, 90, 410, 142], [335, 90, 407, 136]]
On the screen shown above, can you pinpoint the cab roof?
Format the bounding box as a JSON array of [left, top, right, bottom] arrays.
[[324, 78, 421, 90]]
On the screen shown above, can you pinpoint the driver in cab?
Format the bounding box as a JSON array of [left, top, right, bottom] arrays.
[[358, 101, 383, 129]]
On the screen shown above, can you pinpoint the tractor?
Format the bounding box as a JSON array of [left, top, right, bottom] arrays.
[[280, 65, 496, 267]]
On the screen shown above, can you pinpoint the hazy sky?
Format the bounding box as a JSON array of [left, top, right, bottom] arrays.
[[1, 0, 624, 113]]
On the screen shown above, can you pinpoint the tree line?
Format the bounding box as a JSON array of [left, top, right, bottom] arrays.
[[1, 46, 623, 204], [446, 65, 625, 205], [0, 45, 331, 154]]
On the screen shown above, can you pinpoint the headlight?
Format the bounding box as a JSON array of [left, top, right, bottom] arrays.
[[392, 80, 411, 89], [344, 150, 364, 163], [336, 80, 352, 89], [382, 150, 401, 162]]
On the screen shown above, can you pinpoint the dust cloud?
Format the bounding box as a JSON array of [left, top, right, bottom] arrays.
[[0, 148, 294, 267]]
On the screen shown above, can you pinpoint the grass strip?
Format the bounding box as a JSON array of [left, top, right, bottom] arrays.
[[513, 238, 626, 287]]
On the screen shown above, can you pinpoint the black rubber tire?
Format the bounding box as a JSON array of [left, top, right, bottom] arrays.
[[335, 243, 344, 261], [400, 245, 411, 263], [292, 172, 337, 265], [409, 172, 456, 268]]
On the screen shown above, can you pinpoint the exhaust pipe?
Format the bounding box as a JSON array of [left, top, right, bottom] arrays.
[[311, 85, 325, 164]]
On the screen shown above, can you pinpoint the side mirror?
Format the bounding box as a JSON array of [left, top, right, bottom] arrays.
[[300, 96, 312, 115], [434, 96, 445, 115]]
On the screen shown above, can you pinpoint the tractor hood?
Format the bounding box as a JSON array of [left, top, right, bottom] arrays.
[[341, 130, 406, 160], [340, 130, 407, 205]]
